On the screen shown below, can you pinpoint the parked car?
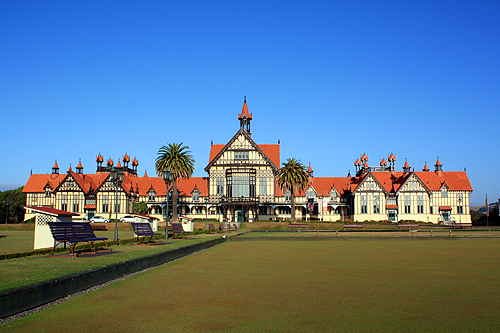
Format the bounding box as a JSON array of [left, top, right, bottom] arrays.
[[90, 216, 110, 223], [120, 215, 136, 223]]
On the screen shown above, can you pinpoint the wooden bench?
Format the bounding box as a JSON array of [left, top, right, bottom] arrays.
[[170, 223, 188, 238], [343, 224, 364, 230], [131, 222, 162, 243], [231, 223, 238, 231], [449, 223, 473, 229], [397, 223, 419, 230], [208, 223, 218, 233], [47, 222, 111, 256], [91, 225, 107, 231], [288, 223, 309, 230]]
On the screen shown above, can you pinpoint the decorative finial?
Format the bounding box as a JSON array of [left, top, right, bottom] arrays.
[[244, 96, 246, 102]]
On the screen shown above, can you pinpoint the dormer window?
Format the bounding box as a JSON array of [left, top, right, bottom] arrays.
[[148, 189, 156, 201], [285, 190, 291, 202], [45, 187, 51, 197], [192, 187, 200, 202], [329, 189, 337, 201], [306, 189, 316, 201], [441, 185, 448, 198]]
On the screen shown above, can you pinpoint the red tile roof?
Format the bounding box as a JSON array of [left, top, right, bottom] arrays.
[[24, 206, 79, 216], [176, 177, 209, 196]]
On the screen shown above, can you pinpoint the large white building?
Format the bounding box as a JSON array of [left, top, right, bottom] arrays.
[[24, 99, 472, 224]]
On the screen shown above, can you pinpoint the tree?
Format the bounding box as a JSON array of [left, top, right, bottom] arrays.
[[276, 158, 309, 223], [0, 187, 26, 223], [155, 143, 195, 223], [132, 201, 149, 215]]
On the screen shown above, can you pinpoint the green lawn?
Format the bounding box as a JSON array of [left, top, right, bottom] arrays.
[[3, 238, 500, 332], [0, 236, 220, 292]]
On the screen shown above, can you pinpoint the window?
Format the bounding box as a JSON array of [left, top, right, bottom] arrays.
[[417, 195, 424, 214], [73, 202, 79, 213], [61, 195, 68, 211], [192, 190, 200, 202], [373, 196, 380, 214], [441, 188, 448, 198], [404, 196, 411, 214], [361, 196, 367, 214], [234, 151, 249, 160], [216, 177, 224, 195], [278, 206, 291, 214], [194, 206, 202, 214], [259, 177, 267, 195], [259, 206, 268, 215], [285, 190, 291, 202], [114, 203, 120, 214], [457, 206, 463, 214], [45, 188, 51, 197], [32, 194, 37, 203], [102, 195, 109, 213], [227, 169, 255, 198]]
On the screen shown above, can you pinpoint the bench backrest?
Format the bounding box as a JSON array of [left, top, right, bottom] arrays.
[[131, 222, 154, 235], [47, 222, 97, 241], [170, 223, 185, 233]]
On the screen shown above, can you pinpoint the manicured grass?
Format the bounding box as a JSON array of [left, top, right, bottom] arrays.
[[0, 236, 220, 292], [3, 238, 500, 331]]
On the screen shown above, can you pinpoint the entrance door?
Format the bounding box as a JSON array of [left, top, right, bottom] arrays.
[[388, 210, 397, 222], [87, 210, 95, 221], [441, 211, 450, 222], [237, 210, 245, 222]]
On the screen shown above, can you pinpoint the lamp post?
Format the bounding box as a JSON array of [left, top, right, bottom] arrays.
[[110, 167, 124, 241], [204, 197, 209, 231], [241, 195, 244, 223], [161, 168, 174, 240], [228, 196, 232, 222], [4, 199, 11, 224]]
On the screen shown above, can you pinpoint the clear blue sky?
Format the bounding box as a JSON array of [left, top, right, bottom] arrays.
[[1, 1, 499, 206]]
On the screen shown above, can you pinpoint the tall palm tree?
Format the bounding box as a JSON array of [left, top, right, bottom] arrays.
[[155, 143, 195, 223], [276, 158, 309, 223]]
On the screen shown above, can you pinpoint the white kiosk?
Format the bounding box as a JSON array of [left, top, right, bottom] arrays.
[[179, 216, 194, 232], [25, 206, 79, 250], [130, 213, 159, 233]]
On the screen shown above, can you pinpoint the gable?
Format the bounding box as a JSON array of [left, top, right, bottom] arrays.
[[353, 173, 387, 194], [205, 129, 279, 171], [397, 174, 429, 193], [55, 174, 84, 192]]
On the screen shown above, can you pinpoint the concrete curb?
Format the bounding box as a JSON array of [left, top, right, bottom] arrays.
[[0, 237, 227, 319]]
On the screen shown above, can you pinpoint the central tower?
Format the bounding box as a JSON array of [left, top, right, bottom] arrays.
[[238, 96, 252, 135]]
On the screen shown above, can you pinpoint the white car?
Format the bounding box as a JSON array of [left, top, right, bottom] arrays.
[[120, 215, 136, 223], [90, 216, 110, 223]]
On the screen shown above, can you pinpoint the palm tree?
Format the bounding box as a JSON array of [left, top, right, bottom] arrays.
[[155, 143, 195, 223], [276, 158, 309, 223]]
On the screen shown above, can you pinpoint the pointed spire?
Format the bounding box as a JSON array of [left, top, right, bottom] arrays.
[[403, 158, 411, 173], [52, 160, 60, 174], [76, 159, 83, 173], [67, 164, 73, 173], [238, 96, 252, 134], [435, 156, 443, 176], [307, 163, 314, 177], [423, 162, 429, 172]]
